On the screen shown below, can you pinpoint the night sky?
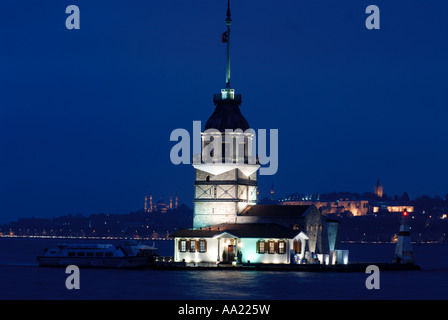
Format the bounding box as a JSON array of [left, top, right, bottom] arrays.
[[1, 0, 447, 223]]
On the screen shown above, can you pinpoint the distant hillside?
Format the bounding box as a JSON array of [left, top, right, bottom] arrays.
[[0, 204, 193, 238], [328, 212, 448, 243]]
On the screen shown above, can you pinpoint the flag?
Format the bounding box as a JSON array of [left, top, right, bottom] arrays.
[[221, 31, 229, 43]]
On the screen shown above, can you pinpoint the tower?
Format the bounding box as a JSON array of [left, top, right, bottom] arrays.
[[192, 0, 259, 229], [393, 210, 414, 264], [270, 184, 275, 201], [144, 195, 148, 212], [374, 180, 383, 198]]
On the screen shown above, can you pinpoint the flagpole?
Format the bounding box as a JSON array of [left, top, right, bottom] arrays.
[[225, 0, 231, 88]]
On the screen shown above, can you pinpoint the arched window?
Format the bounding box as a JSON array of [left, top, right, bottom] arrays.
[[206, 176, 210, 182]]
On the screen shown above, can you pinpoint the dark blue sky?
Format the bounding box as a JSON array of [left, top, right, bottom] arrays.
[[1, 1, 447, 223]]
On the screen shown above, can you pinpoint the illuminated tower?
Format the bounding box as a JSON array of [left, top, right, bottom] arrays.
[[175, 194, 178, 209], [144, 195, 148, 212], [374, 180, 383, 198], [270, 184, 275, 201], [170, 196, 173, 210], [393, 210, 414, 264], [193, 0, 259, 229]]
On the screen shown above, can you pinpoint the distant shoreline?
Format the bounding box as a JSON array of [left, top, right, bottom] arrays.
[[0, 235, 446, 245], [0, 235, 172, 241]]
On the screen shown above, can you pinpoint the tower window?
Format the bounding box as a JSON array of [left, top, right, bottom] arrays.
[[206, 176, 210, 182]]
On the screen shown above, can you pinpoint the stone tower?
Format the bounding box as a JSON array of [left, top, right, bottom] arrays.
[[193, 0, 259, 229], [374, 179, 383, 198]]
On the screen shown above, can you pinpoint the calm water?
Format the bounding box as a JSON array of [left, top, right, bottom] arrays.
[[0, 237, 447, 300]]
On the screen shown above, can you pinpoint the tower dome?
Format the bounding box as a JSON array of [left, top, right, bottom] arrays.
[[204, 94, 250, 132]]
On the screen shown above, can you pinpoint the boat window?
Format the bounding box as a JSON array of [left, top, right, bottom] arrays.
[[86, 252, 94, 257], [105, 252, 113, 257], [68, 252, 76, 257], [77, 252, 85, 257], [95, 252, 104, 257]]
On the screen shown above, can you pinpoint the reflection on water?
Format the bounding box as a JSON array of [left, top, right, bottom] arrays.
[[1, 238, 448, 299]]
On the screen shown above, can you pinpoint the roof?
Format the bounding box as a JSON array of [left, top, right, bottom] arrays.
[[204, 99, 250, 132], [239, 205, 311, 217], [171, 223, 302, 239]]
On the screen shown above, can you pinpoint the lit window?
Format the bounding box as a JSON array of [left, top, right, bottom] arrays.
[[278, 241, 285, 254], [199, 239, 207, 253], [268, 241, 275, 254], [258, 241, 265, 254], [180, 240, 186, 252]]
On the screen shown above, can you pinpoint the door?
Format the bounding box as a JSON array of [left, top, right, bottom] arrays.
[[227, 245, 235, 262]]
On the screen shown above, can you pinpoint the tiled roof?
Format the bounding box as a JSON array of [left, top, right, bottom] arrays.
[[171, 223, 302, 239], [239, 205, 311, 217]]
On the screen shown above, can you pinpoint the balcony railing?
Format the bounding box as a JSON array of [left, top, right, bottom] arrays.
[[193, 154, 260, 165], [213, 93, 242, 105]]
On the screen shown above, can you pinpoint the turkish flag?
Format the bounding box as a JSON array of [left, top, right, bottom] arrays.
[[221, 31, 229, 43]]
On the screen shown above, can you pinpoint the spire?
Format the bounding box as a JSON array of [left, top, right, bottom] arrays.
[[225, 0, 232, 88]]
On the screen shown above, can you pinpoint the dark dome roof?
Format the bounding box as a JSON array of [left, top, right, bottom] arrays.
[[204, 97, 250, 132]]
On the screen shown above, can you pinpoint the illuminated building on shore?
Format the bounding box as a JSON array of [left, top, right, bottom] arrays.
[[374, 180, 383, 198], [144, 194, 178, 213]]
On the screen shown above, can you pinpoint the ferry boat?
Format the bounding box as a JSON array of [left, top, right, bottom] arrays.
[[36, 242, 158, 268]]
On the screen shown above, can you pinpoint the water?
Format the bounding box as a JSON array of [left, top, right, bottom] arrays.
[[1, 237, 447, 300]]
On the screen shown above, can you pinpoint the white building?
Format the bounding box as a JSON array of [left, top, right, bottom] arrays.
[[173, 223, 308, 266]]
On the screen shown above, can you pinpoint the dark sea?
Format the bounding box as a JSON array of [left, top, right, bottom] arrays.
[[1, 237, 447, 300]]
